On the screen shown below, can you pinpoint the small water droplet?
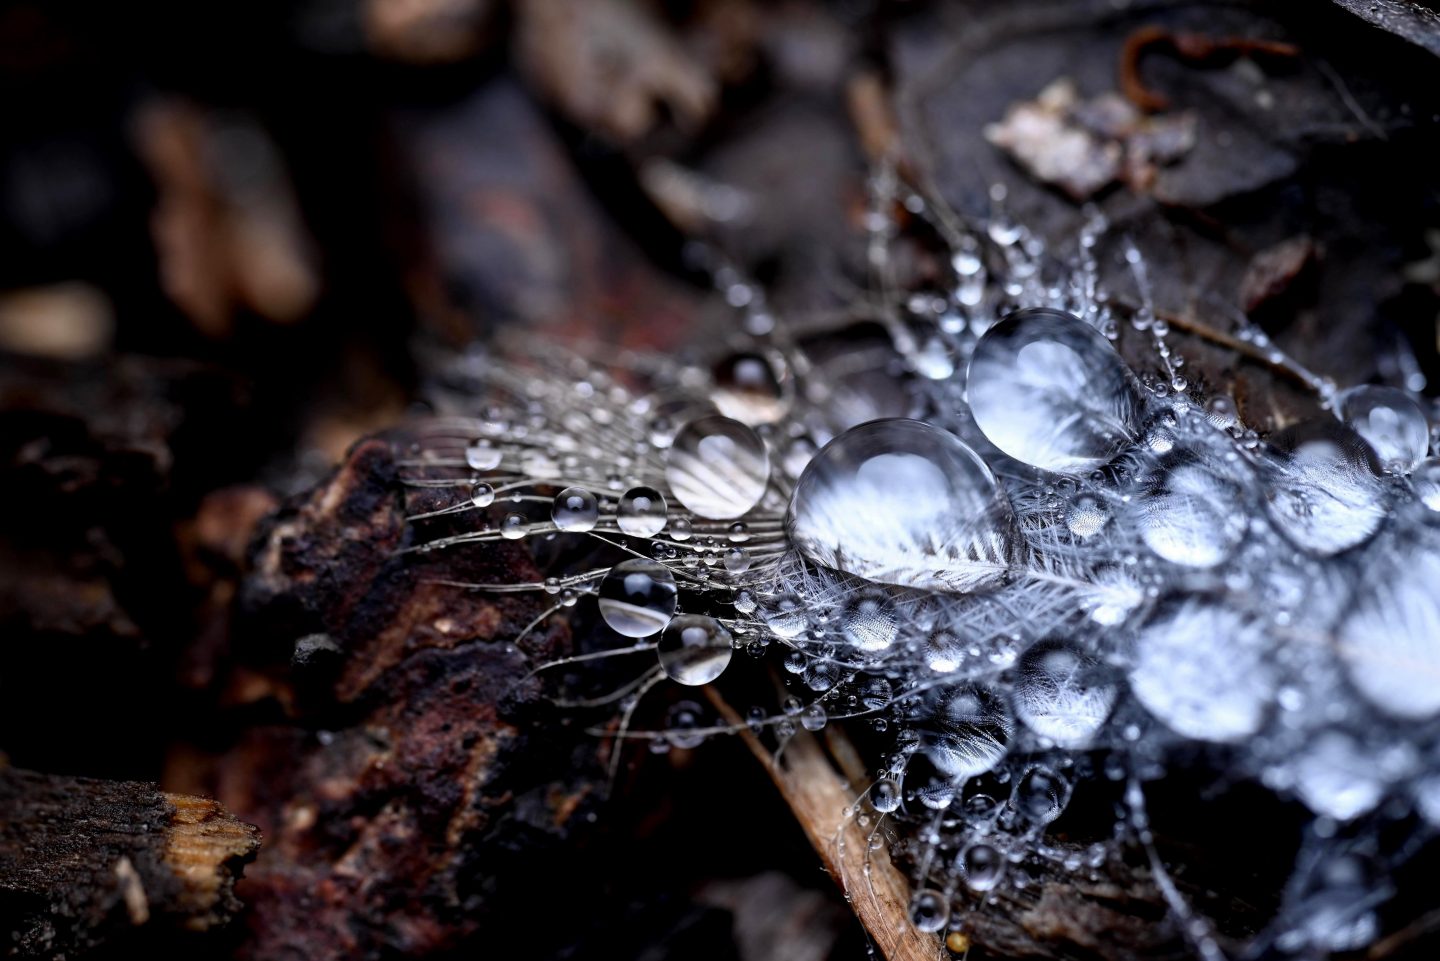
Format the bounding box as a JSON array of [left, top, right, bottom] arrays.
[[657, 614, 733, 686], [551, 486, 599, 532], [1013, 766, 1070, 824], [712, 352, 789, 424], [840, 592, 899, 652], [801, 703, 828, 731], [872, 778, 901, 813], [723, 547, 752, 573], [470, 482, 495, 507], [500, 513, 526, 539], [959, 843, 1005, 892], [1135, 454, 1249, 569], [910, 890, 950, 932], [465, 442, 502, 471], [617, 486, 668, 537]]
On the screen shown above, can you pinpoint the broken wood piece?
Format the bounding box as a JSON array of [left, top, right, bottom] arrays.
[[0, 765, 260, 959]]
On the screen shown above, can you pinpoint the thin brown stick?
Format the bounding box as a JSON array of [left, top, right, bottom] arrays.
[[706, 690, 945, 961]]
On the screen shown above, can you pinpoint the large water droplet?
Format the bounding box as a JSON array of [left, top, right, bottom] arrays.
[[788, 419, 1018, 592], [666, 415, 770, 520], [598, 559, 678, 637], [1335, 385, 1429, 473], [1129, 599, 1275, 742], [657, 614, 733, 685], [617, 486, 668, 537], [1012, 639, 1117, 747], [1337, 541, 1440, 720], [551, 486, 599, 532], [967, 307, 1144, 472], [1264, 421, 1387, 557], [1135, 453, 1249, 568]]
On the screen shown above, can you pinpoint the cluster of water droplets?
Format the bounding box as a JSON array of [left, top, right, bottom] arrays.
[[396, 175, 1440, 959]]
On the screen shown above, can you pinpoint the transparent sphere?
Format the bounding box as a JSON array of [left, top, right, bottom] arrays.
[[551, 486, 599, 532], [1335, 384, 1429, 473], [788, 419, 1018, 593], [657, 614, 733, 685], [617, 486, 668, 537], [598, 559, 678, 637], [967, 307, 1144, 472], [1135, 453, 1249, 569], [666, 415, 771, 520], [1012, 639, 1117, 747], [1264, 420, 1387, 557], [1129, 598, 1274, 742], [711, 351, 789, 425]]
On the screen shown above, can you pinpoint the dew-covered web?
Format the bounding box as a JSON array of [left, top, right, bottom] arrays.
[[396, 164, 1440, 960]]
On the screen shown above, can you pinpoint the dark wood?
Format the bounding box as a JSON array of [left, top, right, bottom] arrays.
[[0, 766, 259, 959]]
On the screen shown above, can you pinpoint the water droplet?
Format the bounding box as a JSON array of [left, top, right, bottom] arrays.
[[788, 419, 1018, 592], [1264, 420, 1387, 557], [924, 685, 1012, 779], [1290, 731, 1388, 821], [470, 482, 495, 507], [734, 589, 757, 614], [500, 513, 526, 539], [1013, 766, 1070, 824], [723, 547, 752, 573], [801, 703, 828, 731], [727, 521, 749, 543], [617, 486, 668, 537], [1012, 640, 1117, 747], [763, 595, 808, 639], [666, 700, 707, 749], [657, 614, 733, 685], [551, 486, 599, 532], [465, 442, 502, 471], [910, 890, 949, 932], [840, 592, 899, 652], [1135, 454, 1249, 568], [959, 843, 1005, 892], [666, 415, 770, 519], [1338, 541, 1440, 720], [1206, 396, 1238, 430], [1335, 385, 1429, 473], [914, 335, 956, 380], [598, 559, 678, 637], [872, 778, 901, 813], [671, 517, 693, 541], [1413, 458, 1440, 511], [712, 352, 789, 424], [1129, 599, 1274, 742], [1065, 495, 1110, 538], [967, 307, 1144, 472]]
